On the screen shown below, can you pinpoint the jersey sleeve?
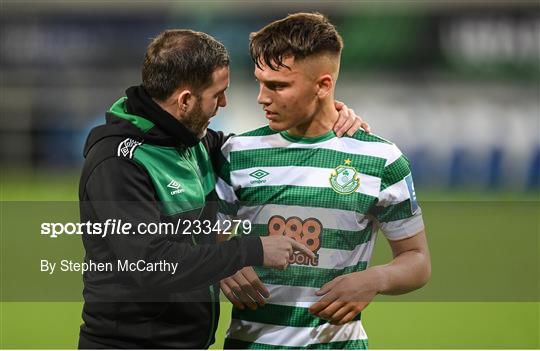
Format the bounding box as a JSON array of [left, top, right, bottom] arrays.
[[373, 144, 425, 240], [215, 138, 240, 224]]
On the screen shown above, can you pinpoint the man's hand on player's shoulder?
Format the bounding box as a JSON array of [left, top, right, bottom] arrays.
[[333, 101, 371, 137], [220, 266, 269, 310], [308, 268, 383, 325]]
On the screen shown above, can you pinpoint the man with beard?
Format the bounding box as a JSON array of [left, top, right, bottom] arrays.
[[78, 29, 365, 348]]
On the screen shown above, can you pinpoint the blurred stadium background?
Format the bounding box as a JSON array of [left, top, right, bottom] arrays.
[[1, 0, 538, 349]]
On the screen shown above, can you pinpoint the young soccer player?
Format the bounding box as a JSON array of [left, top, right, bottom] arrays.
[[217, 13, 431, 349]]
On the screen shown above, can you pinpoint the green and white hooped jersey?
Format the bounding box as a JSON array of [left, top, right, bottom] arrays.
[[216, 126, 424, 349]]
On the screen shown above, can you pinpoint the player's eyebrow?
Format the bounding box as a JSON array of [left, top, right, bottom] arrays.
[[267, 79, 289, 84], [253, 73, 290, 84], [257, 79, 291, 86]]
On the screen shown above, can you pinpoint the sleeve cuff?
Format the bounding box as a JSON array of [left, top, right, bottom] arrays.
[[381, 213, 425, 241], [239, 236, 264, 267]]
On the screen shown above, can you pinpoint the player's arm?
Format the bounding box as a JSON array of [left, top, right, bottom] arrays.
[[216, 215, 270, 309], [310, 145, 430, 324], [221, 236, 311, 310], [373, 229, 431, 295], [220, 266, 270, 310], [216, 215, 271, 309], [309, 230, 430, 325]]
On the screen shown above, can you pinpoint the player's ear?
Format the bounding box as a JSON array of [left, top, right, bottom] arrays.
[[316, 74, 333, 99], [176, 89, 193, 116]]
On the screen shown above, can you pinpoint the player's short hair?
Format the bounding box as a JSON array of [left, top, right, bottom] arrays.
[[249, 12, 343, 70], [142, 29, 230, 100]]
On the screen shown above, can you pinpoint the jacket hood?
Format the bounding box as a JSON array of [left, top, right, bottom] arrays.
[[83, 111, 143, 158], [83, 85, 201, 157]]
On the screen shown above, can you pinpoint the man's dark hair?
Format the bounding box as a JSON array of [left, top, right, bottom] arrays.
[[142, 29, 230, 100], [249, 12, 343, 71]]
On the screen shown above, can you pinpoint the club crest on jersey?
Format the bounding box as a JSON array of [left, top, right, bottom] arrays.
[[329, 160, 360, 195]]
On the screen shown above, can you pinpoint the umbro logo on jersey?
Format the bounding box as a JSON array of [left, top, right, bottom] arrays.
[[249, 169, 269, 184], [117, 138, 142, 158], [167, 180, 185, 195]]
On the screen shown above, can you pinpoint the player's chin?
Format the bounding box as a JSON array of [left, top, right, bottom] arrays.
[[267, 120, 288, 131]]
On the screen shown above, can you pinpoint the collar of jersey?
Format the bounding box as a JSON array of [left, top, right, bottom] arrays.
[[279, 129, 336, 144]]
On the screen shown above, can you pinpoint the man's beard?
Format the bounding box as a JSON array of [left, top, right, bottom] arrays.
[[182, 100, 209, 139]]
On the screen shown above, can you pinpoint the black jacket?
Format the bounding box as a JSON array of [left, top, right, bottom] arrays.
[[78, 86, 263, 349]]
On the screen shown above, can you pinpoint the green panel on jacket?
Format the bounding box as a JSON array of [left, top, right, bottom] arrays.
[[109, 96, 216, 216], [132, 143, 216, 216]]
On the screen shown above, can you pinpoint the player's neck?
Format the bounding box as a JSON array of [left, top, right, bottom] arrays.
[[287, 101, 338, 138]]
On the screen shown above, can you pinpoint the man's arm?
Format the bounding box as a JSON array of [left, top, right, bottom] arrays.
[[84, 156, 264, 292], [84, 157, 312, 293]]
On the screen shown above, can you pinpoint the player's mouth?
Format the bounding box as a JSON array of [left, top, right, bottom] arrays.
[[265, 109, 278, 119]]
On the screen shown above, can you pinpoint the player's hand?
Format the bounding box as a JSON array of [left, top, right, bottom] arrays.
[[220, 266, 270, 310], [333, 101, 371, 137], [260, 235, 315, 270], [309, 270, 380, 325]]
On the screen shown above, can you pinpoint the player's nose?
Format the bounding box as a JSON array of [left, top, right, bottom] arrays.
[[257, 86, 271, 105], [219, 93, 227, 108]]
